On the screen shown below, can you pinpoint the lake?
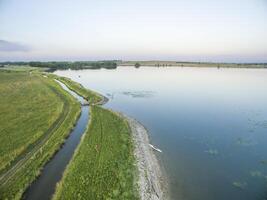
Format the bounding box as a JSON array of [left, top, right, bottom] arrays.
[[55, 67, 267, 200]]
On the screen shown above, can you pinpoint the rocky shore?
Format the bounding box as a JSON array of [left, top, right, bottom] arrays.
[[122, 114, 167, 200]]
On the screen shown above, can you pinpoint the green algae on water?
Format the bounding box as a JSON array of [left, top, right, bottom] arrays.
[[205, 149, 219, 156], [260, 160, 267, 165], [250, 170, 262, 178], [236, 137, 258, 147], [232, 181, 247, 190]]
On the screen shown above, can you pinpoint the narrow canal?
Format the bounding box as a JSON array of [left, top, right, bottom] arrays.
[[24, 80, 89, 200]]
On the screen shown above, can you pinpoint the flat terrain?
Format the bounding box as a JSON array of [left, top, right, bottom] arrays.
[[0, 71, 63, 173], [53, 106, 138, 200], [0, 71, 80, 199], [0, 65, 48, 72], [118, 61, 267, 68]]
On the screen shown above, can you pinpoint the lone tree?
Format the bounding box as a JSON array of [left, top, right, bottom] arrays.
[[135, 62, 141, 68]]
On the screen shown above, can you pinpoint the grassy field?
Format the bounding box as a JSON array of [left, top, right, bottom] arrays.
[[0, 71, 63, 173], [48, 74, 104, 104], [0, 71, 80, 199], [0, 65, 48, 72], [53, 106, 138, 200]]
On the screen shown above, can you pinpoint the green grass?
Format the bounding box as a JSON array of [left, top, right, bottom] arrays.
[[0, 65, 47, 72], [0, 70, 138, 199], [48, 74, 104, 104], [0, 71, 81, 199], [53, 106, 138, 200], [0, 71, 63, 172]]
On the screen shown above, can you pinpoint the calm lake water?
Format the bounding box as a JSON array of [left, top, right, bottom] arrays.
[[55, 67, 267, 200]]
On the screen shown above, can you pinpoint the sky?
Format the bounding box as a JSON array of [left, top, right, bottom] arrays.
[[0, 0, 266, 62]]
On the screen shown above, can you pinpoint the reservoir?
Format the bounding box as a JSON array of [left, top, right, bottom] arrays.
[[55, 67, 267, 200]]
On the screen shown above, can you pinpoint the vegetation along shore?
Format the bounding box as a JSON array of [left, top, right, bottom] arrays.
[[1, 60, 266, 72], [52, 73, 166, 200], [0, 66, 165, 199]]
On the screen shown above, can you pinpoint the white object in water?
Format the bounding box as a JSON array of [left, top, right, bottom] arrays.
[[149, 144, 162, 153]]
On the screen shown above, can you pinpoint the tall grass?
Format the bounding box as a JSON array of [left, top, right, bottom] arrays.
[[53, 106, 138, 200]]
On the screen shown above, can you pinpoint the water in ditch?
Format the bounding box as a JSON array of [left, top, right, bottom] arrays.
[[24, 81, 89, 200]]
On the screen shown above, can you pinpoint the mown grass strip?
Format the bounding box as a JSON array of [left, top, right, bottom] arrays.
[[0, 71, 81, 200], [53, 106, 138, 200]]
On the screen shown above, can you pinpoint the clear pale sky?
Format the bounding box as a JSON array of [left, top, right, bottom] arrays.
[[0, 0, 266, 62]]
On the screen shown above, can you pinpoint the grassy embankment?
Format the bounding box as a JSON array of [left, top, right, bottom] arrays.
[[52, 78, 138, 199], [0, 70, 80, 199], [48, 74, 103, 104]]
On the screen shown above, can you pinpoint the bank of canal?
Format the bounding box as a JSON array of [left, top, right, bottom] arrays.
[[23, 80, 89, 200]]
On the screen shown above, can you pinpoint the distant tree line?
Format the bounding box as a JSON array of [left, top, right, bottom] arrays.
[[29, 61, 118, 70], [0, 61, 118, 70], [0, 62, 28, 66]]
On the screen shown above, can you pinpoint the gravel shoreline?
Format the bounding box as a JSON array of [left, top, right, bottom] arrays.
[[120, 114, 167, 200]]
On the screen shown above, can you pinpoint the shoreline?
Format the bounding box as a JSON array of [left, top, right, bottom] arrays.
[[54, 73, 167, 199], [119, 113, 167, 200]]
